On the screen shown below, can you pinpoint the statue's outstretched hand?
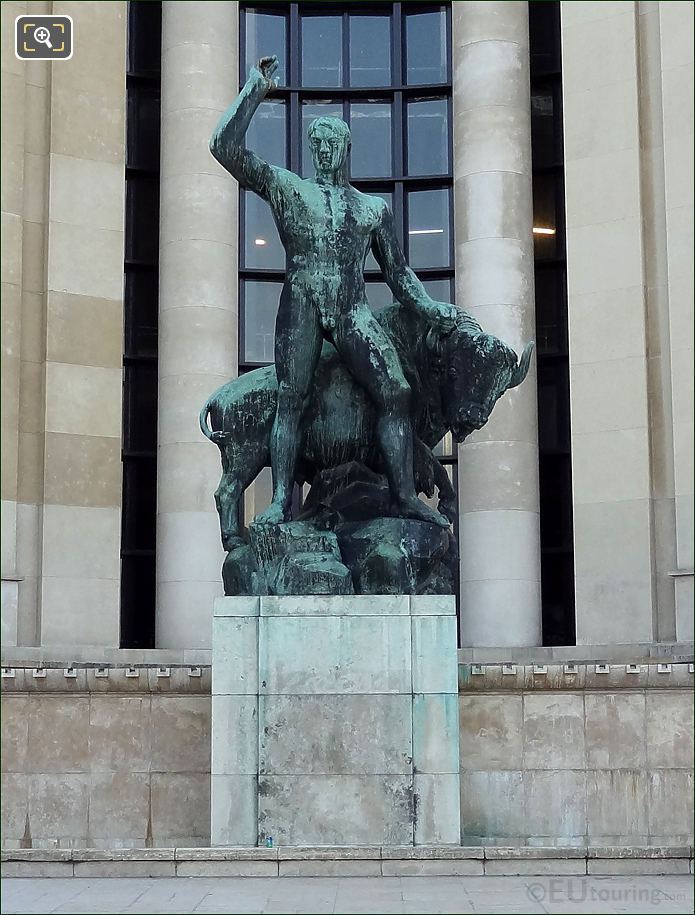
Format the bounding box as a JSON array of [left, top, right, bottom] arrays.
[[255, 55, 279, 92]]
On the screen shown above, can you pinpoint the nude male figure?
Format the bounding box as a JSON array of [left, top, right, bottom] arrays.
[[210, 56, 458, 528]]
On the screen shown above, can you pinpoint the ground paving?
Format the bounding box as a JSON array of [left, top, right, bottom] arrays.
[[2, 875, 693, 914]]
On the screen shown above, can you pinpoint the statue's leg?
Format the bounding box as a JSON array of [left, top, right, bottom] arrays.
[[335, 308, 448, 528], [255, 287, 323, 525], [215, 443, 269, 549]]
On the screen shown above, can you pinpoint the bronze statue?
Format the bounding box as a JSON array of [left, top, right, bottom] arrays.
[[210, 55, 459, 529], [203, 55, 534, 596]]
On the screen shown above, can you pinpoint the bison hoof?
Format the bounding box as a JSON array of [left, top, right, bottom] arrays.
[[397, 496, 450, 529], [254, 501, 288, 526]]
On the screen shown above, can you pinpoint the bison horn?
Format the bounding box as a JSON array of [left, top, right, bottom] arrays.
[[508, 341, 535, 389]]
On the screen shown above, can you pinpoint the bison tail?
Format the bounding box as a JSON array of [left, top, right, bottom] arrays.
[[199, 398, 216, 443]]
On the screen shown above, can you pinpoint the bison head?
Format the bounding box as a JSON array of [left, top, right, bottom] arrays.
[[428, 321, 534, 443]]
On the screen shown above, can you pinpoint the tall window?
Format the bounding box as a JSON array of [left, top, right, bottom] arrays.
[[120, 1, 162, 648], [239, 2, 455, 522], [529, 1, 575, 645]]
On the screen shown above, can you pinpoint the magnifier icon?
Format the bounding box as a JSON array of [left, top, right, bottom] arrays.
[[33, 25, 53, 49]]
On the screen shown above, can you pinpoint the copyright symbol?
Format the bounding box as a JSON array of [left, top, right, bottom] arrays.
[[527, 883, 546, 902]]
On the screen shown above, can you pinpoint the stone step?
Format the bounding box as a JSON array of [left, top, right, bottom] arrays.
[[2, 845, 692, 878]]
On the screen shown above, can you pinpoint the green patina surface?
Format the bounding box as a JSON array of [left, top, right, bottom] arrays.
[[200, 55, 534, 595]]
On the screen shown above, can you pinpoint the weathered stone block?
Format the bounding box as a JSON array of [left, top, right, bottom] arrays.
[[257, 775, 414, 846], [523, 770, 587, 839], [278, 859, 381, 877], [522, 693, 585, 769], [73, 860, 176, 877], [259, 693, 412, 775], [414, 773, 461, 845], [150, 773, 210, 844], [646, 690, 694, 768], [585, 692, 646, 768], [150, 695, 211, 774], [1, 862, 73, 877], [212, 614, 259, 696], [0, 696, 28, 773], [413, 694, 459, 774], [648, 770, 694, 838], [27, 774, 90, 845], [258, 615, 411, 694], [88, 695, 152, 772], [459, 694, 523, 770], [587, 858, 690, 875], [88, 771, 150, 844], [211, 695, 258, 775], [382, 859, 484, 876], [260, 594, 409, 616], [484, 858, 585, 875], [176, 860, 277, 877], [210, 774, 257, 846], [460, 770, 525, 839], [26, 696, 90, 773], [586, 769, 648, 839], [412, 615, 458, 693]]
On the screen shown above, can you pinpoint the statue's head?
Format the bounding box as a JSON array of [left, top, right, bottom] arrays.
[[308, 117, 351, 177]]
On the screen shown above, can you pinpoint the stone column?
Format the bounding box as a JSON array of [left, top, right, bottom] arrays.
[[561, 2, 656, 644], [40, 0, 127, 647], [1, 0, 27, 646], [453, 2, 542, 647], [157, 1, 238, 648]]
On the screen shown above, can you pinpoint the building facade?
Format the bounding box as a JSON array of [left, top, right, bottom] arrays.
[[1, 0, 693, 849]]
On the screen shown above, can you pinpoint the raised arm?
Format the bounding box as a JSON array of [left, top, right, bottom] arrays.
[[209, 56, 279, 199], [371, 202, 459, 330]]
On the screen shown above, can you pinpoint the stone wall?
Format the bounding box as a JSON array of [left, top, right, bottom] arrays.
[[459, 663, 694, 846], [1, 668, 211, 849], [2, 661, 692, 849]]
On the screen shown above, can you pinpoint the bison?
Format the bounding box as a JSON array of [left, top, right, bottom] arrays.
[[200, 303, 533, 550]]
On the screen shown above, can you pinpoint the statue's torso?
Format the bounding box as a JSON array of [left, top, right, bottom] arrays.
[[269, 176, 383, 321]]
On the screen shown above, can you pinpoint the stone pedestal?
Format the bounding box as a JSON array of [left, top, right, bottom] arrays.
[[211, 595, 460, 847]]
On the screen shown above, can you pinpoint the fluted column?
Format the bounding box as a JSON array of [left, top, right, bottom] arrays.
[[453, 2, 542, 647], [157, 1, 238, 648]]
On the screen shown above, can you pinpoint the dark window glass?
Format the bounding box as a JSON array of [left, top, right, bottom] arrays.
[[301, 15, 342, 87], [246, 100, 287, 169], [245, 10, 287, 84], [243, 280, 283, 363], [122, 1, 161, 650], [243, 193, 284, 269], [531, 89, 560, 168], [407, 98, 449, 175], [529, 0, 561, 76], [127, 85, 160, 171], [365, 282, 395, 313], [534, 266, 566, 355], [408, 188, 451, 268], [422, 277, 453, 303], [539, 455, 573, 548], [349, 15, 391, 87], [125, 174, 159, 263], [123, 362, 158, 453], [120, 554, 156, 649], [532, 172, 560, 260], [537, 364, 570, 453], [128, 0, 162, 74], [301, 101, 342, 176], [124, 271, 158, 357], [350, 102, 392, 178], [122, 460, 157, 551], [406, 9, 447, 85]]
